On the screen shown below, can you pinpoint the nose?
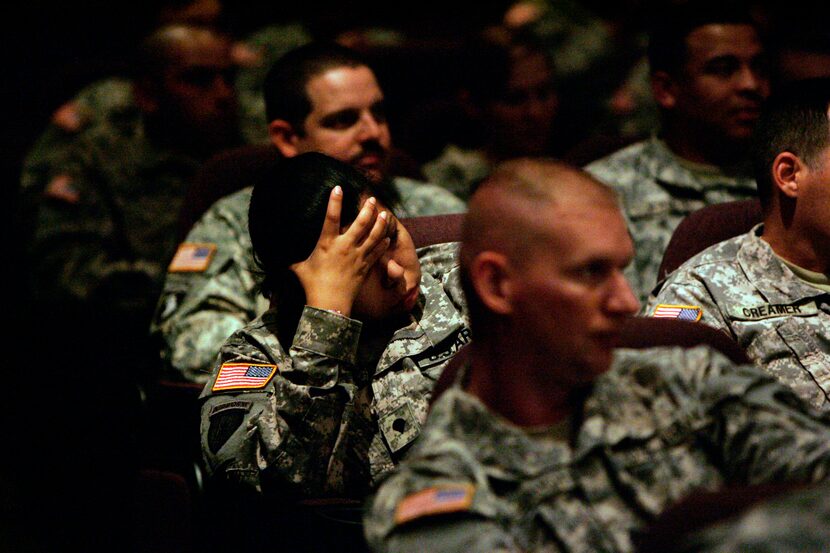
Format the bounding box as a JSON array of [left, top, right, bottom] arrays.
[[736, 64, 766, 96], [356, 110, 383, 142], [606, 270, 640, 316]]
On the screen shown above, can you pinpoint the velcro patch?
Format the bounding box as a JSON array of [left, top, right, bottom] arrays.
[[168, 243, 216, 273], [394, 484, 475, 525], [652, 304, 702, 322], [212, 363, 277, 392], [414, 327, 472, 370], [44, 174, 79, 204], [728, 301, 818, 321]]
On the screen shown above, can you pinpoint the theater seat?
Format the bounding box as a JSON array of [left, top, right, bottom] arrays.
[[177, 144, 278, 242], [401, 213, 464, 247], [657, 199, 763, 282]]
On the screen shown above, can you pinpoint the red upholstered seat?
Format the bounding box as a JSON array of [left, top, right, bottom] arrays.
[[657, 199, 763, 282]]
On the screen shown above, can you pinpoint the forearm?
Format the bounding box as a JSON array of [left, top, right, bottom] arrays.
[[202, 307, 366, 496]]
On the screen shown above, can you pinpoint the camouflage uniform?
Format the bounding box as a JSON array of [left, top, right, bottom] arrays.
[[152, 180, 465, 383], [19, 79, 137, 230], [29, 113, 202, 313], [585, 137, 757, 305], [421, 145, 490, 202], [199, 243, 470, 497], [676, 480, 830, 553], [646, 224, 830, 409], [365, 345, 830, 553]]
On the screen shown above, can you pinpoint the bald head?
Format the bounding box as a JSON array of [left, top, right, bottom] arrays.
[[137, 24, 232, 80], [461, 158, 619, 272], [460, 157, 638, 399]]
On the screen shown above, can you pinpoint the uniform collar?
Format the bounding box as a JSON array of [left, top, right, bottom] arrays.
[[644, 136, 755, 193], [738, 224, 828, 304]]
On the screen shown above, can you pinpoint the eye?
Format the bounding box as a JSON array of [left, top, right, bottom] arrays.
[[370, 101, 387, 124], [577, 261, 613, 284], [320, 109, 360, 130], [704, 57, 740, 78]]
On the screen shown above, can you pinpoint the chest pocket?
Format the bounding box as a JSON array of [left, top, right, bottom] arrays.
[[744, 317, 830, 406], [602, 421, 720, 516]]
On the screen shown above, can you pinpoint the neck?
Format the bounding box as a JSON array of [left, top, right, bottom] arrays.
[[763, 207, 830, 274], [465, 329, 574, 427], [662, 123, 748, 168]]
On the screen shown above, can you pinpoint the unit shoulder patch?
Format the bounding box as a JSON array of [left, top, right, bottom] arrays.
[[652, 304, 703, 322], [168, 243, 217, 273], [212, 363, 277, 392], [394, 484, 475, 525]]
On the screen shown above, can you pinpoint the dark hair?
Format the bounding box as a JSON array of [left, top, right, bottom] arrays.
[[263, 42, 370, 134], [459, 27, 553, 103], [753, 78, 830, 209], [647, 2, 756, 75], [248, 152, 393, 345]]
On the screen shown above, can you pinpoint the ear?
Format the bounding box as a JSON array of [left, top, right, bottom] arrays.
[[132, 80, 159, 115], [268, 119, 301, 157], [650, 70, 678, 110], [772, 151, 803, 199], [470, 251, 514, 316]]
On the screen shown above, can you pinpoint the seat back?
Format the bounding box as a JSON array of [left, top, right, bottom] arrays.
[[401, 212, 464, 248], [177, 144, 278, 241], [657, 199, 763, 282]]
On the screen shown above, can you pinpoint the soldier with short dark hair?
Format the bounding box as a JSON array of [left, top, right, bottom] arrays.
[[152, 42, 466, 383], [586, 1, 769, 304], [647, 78, 830, 409]]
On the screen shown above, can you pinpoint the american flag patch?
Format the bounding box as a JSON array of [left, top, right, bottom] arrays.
[[212, 363, 277, 392], [652, 304, 703, 322], [168, 243, 216, 273], [394, 484, 475, 525]]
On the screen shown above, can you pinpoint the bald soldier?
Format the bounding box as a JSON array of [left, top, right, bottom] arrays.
[[28, 25, 240, 372], [365, 158, 830, 553]]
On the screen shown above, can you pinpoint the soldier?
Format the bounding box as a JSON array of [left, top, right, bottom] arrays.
[[152, 42, 466, 383], [585, 2, 769, 304], [665, 480, 830, 553], [647, 78, 830, 409], [364, 158, 830, 553], [199, 152, 469, 500], [28, 24, 240, 371], [422, 27, 558, 201]]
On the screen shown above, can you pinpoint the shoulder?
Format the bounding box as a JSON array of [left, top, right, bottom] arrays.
[[666, 232, 747, 281], [201, 312, 284, 396], [392, 177, 467, 216], [584, 139, 651, 177], [603, 345, 765, 412]]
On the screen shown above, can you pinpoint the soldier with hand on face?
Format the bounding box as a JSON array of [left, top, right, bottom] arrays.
[[200, 152, 469, 502], [152, 42, 466, 383]]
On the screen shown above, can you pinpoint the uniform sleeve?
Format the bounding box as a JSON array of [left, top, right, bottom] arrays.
[[365, 473, 519, 553], [685, 349, 830, 484], [151, 211, 264, 383], [200, 306, 368, 497], [29, 139, 160, 313], [645, 272, 732, 335]]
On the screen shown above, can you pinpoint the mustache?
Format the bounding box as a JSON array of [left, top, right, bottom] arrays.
[[351, 140, 387, 161]]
